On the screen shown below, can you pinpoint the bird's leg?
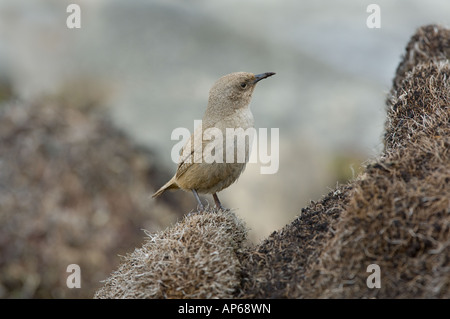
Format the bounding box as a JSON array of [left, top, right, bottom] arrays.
[[213, 193, 227, 211], [192, 189, 204, 211]]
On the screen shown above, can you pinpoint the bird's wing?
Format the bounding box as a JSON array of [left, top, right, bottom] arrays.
[[175, 125, 226, 179], [175, 146, 195, 179], [175, 126, 204, 179]]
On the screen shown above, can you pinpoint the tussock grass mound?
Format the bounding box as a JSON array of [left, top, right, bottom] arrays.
[[237, 185, 352, 298], [94, 209, 247, 298], [391, 24, 450, 94], [301, 63, 450, 296]]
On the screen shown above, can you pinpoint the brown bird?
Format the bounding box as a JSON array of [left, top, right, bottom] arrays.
[[152, 71, 275, 210]]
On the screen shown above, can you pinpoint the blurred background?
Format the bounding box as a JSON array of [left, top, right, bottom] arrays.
[[0, 0, 448, 298]]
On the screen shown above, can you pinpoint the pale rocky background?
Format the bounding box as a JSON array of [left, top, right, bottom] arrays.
[[1, 0, 449, 242]]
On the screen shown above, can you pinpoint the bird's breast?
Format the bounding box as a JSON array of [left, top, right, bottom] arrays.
[[220, 108, 254, 130]]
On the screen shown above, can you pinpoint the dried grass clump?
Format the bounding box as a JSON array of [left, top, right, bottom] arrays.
[[392, 24, 450, 93], [301, 135, 449, 298], [238, 185, 352, 298], [386, 24, 450, 151], [385, 62, 449, 151], [94, 209, 247, 299]]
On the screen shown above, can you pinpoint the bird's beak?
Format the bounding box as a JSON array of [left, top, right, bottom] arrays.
[[253, 72, 276, 84]]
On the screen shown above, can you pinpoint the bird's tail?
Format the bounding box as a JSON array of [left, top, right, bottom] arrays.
[[152, 177, 179, 198]]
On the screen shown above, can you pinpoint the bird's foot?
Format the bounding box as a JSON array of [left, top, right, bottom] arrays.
[[214, 204, 229, 212], [212, 193, 229, 212]]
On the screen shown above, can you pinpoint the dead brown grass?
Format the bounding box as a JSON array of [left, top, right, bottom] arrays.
[[94, 209, 247, 298]]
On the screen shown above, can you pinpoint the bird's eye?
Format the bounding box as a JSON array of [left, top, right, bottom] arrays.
[[240, 82, 247, 89]]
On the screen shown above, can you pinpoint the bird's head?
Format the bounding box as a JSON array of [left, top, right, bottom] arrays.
[[206, 71, 275, 120]]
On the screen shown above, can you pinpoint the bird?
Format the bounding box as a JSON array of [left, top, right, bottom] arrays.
[[152, 71, 275, 211]]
